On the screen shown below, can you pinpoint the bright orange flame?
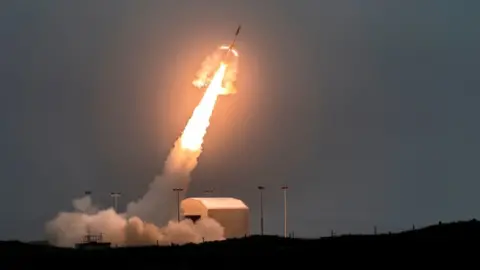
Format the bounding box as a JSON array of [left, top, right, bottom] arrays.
[[192, 45, 239, 95], [180, 63, 227, 151]]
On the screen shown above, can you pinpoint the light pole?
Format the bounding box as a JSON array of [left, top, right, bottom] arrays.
[[110, 192, 121, 212], [257, 186, 265, 235], [173, 188, 184, 222], [281, 185, 288, 238]]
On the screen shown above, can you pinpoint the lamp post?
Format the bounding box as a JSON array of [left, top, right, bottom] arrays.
[[172, 188, 184, 222], [110, 192, 121, 212], [281, 185, 288, 238], [257, 186, 265, 235]]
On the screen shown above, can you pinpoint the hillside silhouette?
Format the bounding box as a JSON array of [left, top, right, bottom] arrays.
[[2, 219, 479, 266]]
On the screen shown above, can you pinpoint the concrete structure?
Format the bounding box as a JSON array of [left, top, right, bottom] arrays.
[[181, 197, 249, 238]]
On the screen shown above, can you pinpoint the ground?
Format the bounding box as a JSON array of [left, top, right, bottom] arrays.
[[2, 220, 479, 266]]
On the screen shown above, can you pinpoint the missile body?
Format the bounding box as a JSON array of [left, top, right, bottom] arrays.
[[230, 25, 241, 49], [223, 25, 241, 60]]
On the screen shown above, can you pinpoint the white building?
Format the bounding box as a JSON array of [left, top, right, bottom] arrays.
[[181, 197, 250, 238]]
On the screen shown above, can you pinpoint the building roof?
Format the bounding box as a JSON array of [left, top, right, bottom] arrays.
[[185, 197, 248, 210]]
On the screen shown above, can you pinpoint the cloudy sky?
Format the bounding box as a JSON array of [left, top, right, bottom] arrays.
[[0, 0, 479, 240]]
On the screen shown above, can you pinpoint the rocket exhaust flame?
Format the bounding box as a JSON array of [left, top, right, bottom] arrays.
[[181, 63, 227, 151]]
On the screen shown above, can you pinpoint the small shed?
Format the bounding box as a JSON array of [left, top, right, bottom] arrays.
[[181, 197, 249, 238]]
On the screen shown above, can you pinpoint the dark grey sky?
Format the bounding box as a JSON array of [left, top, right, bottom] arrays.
[[1, 1, 479, 241]]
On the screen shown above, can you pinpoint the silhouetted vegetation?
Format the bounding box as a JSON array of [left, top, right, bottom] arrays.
[[2, 219, 479, 266]]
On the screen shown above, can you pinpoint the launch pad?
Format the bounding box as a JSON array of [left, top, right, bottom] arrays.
[[75, 233, 111, 250]]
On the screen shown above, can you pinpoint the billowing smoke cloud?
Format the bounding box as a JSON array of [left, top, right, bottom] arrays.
[[46, 195, 224, 247], [72, 195, 97, 214], [46, 130, 224, 248]]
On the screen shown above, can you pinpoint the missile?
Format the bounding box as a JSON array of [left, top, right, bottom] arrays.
[[230, 25, 241, 49], [195, 26, 242, 89], [222, 25, 241, 60]]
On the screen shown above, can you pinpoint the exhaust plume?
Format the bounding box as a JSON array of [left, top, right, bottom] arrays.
[[46, 62, 231, 247], [193, 46, 238, 95]]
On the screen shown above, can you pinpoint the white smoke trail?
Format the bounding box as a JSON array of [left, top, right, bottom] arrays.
[[124, 64, 227, 226], [125, 138, 201, 226]]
